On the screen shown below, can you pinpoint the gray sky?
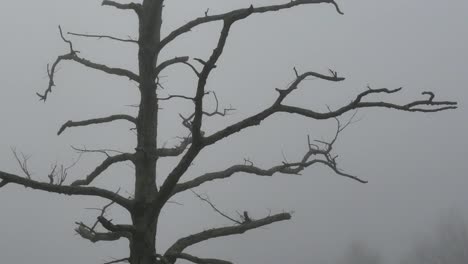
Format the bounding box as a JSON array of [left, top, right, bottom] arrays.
[[0, 0, 467, 263]]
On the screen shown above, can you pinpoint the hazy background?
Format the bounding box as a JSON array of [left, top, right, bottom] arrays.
[[0, 0, 467, 263]]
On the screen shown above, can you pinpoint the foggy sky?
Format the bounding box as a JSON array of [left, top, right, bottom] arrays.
[[0, 0, 467, 263]]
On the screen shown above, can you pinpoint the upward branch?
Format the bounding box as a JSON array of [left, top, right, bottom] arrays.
[[37, 26, 139, 101], [160, 0, 343, 49], [156, 7, 255, 209]]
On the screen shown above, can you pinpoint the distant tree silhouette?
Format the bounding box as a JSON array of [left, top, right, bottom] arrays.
[[401, 210, 468, 264], [338, 240, 383, 264]]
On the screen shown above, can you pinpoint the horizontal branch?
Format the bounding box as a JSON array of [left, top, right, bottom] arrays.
[[168, 253, 233, 264], [0, 171, 132, 209], [68, 31, 137, 44], [57, 115, 137, 135], [101, 0, 141, 13], [165, 213, 291, 258], [157, 137, 192, 157], [72, 55, 140, 82], [70, 153, 134, 186], [203, 80, 457, 147], [97, 216, 136, 234], [173, 127, 366, 196], [75, 222, 127, 243], [160, 0, 342, 48], [155, 56, 189, 75]]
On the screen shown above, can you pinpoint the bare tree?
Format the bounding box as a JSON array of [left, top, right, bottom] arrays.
[[401, 210, 468, 264], [0, 1, 457, 264]]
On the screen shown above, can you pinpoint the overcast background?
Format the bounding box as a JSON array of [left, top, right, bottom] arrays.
[[0, 0, 467, 263]]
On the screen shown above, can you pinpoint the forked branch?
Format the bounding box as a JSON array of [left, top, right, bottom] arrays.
[[172, 118, 365, 196], [204, 75, 457, 147], [155, 13, 252, 208], [75, 199, 133, 242], [37, 26, 139, 101], [160, 0, 343, 48]]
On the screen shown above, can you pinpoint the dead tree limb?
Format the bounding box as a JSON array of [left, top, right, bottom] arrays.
[[57, 115, 137, 135], [67, 31, 137, 44], [168, 253, 233, 264], [70, 153, 135, 186], [164, 213, 291, 261], [160, 0, 343, 49], [0, 171, 132, 209], [37, 26, 139, 101]]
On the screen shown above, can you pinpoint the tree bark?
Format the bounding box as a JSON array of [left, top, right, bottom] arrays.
[[130, 1, 164, 263]]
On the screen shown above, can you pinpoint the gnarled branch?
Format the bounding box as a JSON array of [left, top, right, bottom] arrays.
[[172, 118, 366, 196], [203, 74, 457, 147], [160, 0, 343, 48], [58, 115, 137, 135]]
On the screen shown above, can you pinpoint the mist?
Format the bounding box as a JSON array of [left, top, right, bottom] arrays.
[[0, 1, 467, 263]]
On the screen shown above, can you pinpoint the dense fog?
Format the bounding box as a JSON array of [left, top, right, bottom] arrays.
[[0, 1, 466, 263]]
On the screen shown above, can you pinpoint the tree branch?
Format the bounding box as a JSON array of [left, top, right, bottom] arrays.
[[164, 213, 291, 259], [155, 56, 190, 75], [97, 216, 136, 234], [160, 0, 342, 48], [172, 118, 366, 196], [57, 115, 137, 135], [191, 190, 242, 225], [67, 31, 137, 44], [37, 26, 140, 101], [157, 137, 192, 157], [75, 222, 126, 243], [169, 253, 233, 264], [70, 153, 135, 186], [155, 12, 253, 209], [0, 171, 132, 209], [103, 258, 130, 264], [203, 75, 457, 147], [101, 0, 141, 13]]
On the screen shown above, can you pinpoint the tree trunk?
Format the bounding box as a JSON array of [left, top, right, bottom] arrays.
[[130, 215, 158, 264], [130, 1, 164, 263]]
